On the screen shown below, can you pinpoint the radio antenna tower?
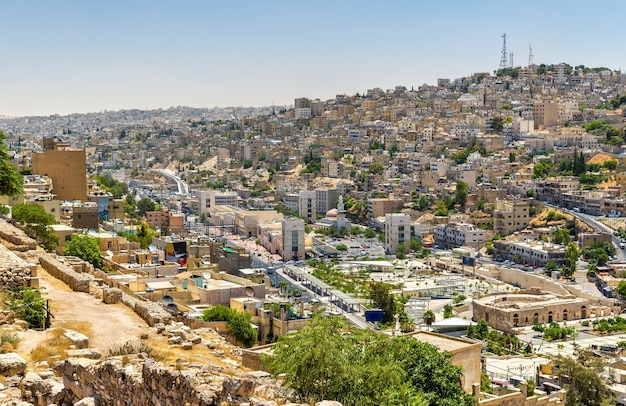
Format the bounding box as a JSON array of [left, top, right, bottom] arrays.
[[528, 44, 534, 67], [499, 33, 508, 70], [509, 53, 514, 69]]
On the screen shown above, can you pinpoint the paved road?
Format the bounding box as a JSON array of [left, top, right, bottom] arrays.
[[552, 205, 626, 261], [151, 168, 189, 196]]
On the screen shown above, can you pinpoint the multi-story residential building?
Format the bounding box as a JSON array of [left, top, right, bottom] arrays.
[[146, 209, 185, 233], [493, 199, 531, 237], [560, 190, 605, 215], [72, 203, 100, 230], [384, 213, 411, 255], [368, 194, 405, 220], [532, 100, 559, 129], [534, 177, 580, 205], [298, 191, 316, 224], [281, 217, 305, 261], [435, 222, 486, 249], [31, 138, 87, 202], [315, 187, 338, 214], [282, 193, 299, 213]]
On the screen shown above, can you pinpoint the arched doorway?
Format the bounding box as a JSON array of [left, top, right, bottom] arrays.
[[581, 306, 587, 319], [533, 313, 539, 324], [548, 311, 553, 323], [513, 314, 519, 327], [563, 309, 568, 321]]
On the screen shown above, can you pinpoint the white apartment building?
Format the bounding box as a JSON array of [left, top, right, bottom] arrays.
[[435, 222, 486, 249], [385, 213, 411, 255]]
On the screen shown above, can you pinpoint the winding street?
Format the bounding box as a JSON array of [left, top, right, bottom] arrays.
[[151, 168, 189, 196]]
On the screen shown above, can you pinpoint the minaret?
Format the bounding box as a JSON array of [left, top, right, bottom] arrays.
[[336, 195, 347, 232]]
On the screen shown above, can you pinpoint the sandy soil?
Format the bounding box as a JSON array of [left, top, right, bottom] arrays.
[[13, 265, 150, 359]]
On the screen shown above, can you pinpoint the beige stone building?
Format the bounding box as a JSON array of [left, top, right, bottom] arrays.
[[32, 138, 87, 202], [493, 199, 531, 237], [472, 290, 616, 333], [281, 217, 305, 261], [368, 194, 404, 219]]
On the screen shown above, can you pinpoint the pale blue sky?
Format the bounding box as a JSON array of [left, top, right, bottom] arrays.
[[1, 1, 625, 116]]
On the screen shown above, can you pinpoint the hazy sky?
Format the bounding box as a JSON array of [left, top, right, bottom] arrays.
[[2, 1, 626, 117]]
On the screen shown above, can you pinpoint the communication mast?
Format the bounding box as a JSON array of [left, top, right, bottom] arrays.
[[499, 33, 508, 70], [509, 53, 514, 69], [528, 44, 534, 67]]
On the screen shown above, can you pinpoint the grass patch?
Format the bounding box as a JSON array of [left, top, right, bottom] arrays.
[[0, 332, 20, 353], [29, 328, 73, 364], [56, 320, 93, 337]]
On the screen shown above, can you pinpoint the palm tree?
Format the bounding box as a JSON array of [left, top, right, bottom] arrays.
[[423, 310, 436, 331]]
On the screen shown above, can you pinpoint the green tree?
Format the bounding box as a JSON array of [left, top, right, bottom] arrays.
[[443, 304, 453, 319], [0, 131, 23, 197], [369, 162, 384, 175], [364, 228, 377, 239], [202, 305, 256, 347], [553, 351, 614, 406], [396, 242, 407, 259], [63, 234, 102, 268], [603, 159, 618, 171], [335, 243, 348, 251], [455, 180, 469, 208], [423, 309, 436, 330], [136, 197, 156, 217], [5, 287, 46, 329], [11, 204, 58, 251], [417, 196, 430, 211], [563, 242, 579, 279], [491, 116, 504, 133], [616, 280, 626, 297], [128, 221, 154, 249], [553, 227, 572, 245], [264, 315, 474, 406], [370, 282, 396, 324]]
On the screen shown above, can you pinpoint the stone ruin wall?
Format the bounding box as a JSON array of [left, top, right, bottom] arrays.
[[58, 356, 309, 406]]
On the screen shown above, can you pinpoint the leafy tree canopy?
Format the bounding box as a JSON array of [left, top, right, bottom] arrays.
[[264, 315, 474, 406], [63, 234, 102, 268], [11, 204, 57, 251], [0, 131, 23, 197]]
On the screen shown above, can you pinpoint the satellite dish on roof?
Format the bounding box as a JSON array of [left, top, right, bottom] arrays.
[[148, 244, 157, 252], [106, 250, 113, 257], [245, 286, 255, 297], [203, 272, 212, 280]]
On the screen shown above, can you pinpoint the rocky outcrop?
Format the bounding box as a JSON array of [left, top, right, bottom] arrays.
[[0, 353, 27, 377], [63, 330, 89, 349], [102, 287, 122, 304], [0, 242, 34, 291]]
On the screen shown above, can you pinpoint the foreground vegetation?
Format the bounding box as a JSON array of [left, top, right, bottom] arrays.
[[263, 315, 475, 406]]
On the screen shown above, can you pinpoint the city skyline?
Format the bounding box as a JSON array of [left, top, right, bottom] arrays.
[[2, 0, 626, 117]]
